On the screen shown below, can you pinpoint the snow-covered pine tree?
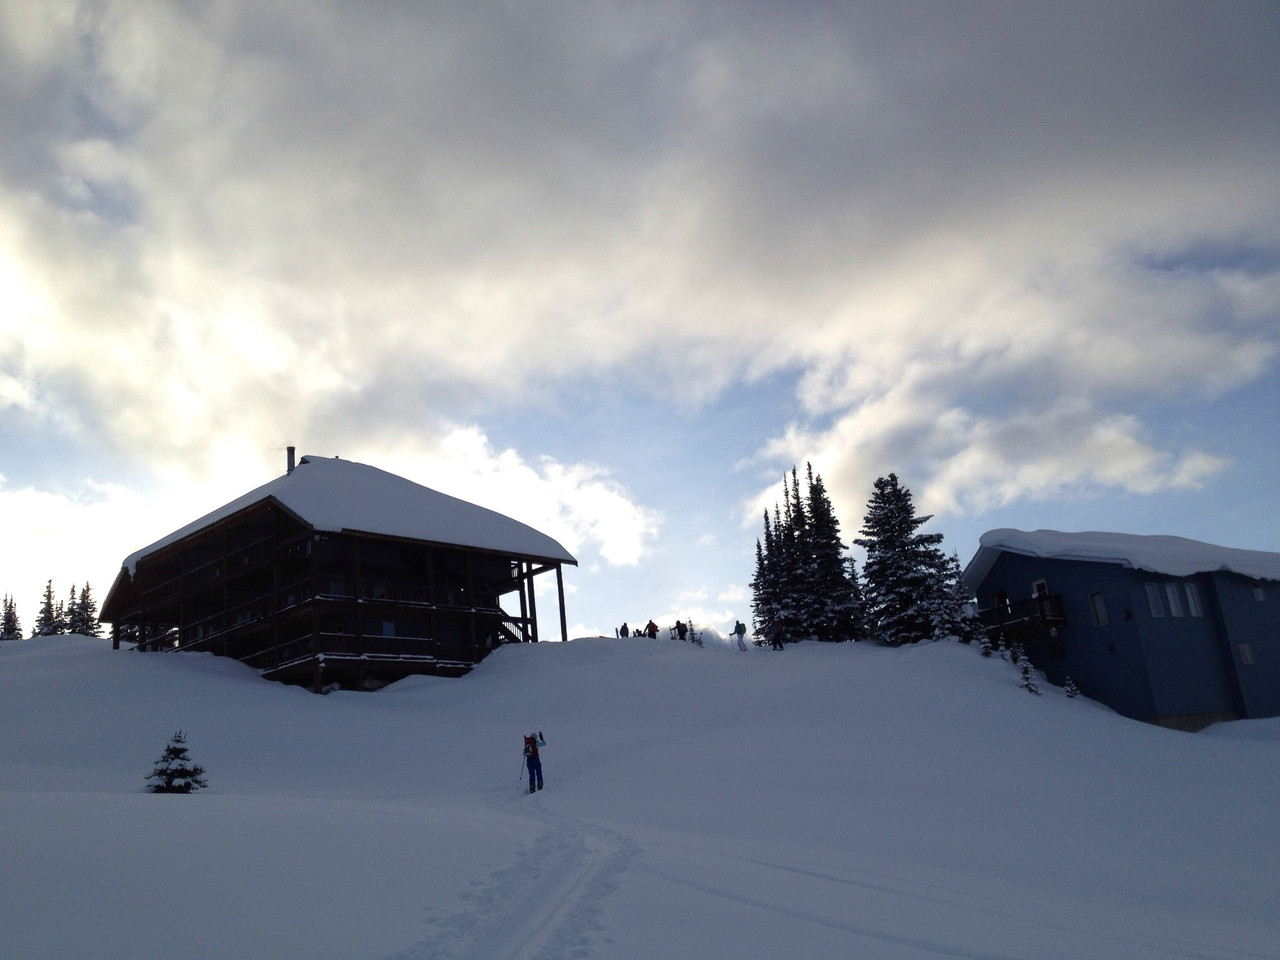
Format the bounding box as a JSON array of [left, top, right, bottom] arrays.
[[65, 584, 83, 635], [854, 473, 951, 646], [33, 580, 59, 637], [750, 513, 779, 633], [800, 465, 866, 641], [920, 552, 983, 644], [1, 594, 21, 641], [775, 473, 806, 634], [1064, 676, 1080, 698], [71, 582, 100, 637], [757, 500, 800, 636], [1019, 656, 1040, 695], [146, 730, 208, 793], [750, 464, 866, 643], [845, 557, 868, 641]]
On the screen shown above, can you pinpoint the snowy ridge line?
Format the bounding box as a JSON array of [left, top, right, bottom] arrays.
[[389, 814, 637, 960]]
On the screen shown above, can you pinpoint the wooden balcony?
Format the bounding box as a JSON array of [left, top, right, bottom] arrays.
[[977, 595, 1066, 643]]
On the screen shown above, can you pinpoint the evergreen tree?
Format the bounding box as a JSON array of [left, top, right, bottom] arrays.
[[854, 473, 952, 646], [750, 510, 780, 632], [1, 595, 21, 642], [774, 471, 807, 631], [1064, 675, 1080, 698], [1015, 644, 1040, 695], [799, 465, 866, 641], [921, 553, 983, 644], [75, 582, 101, 637], [750, 464, 866, 643], [33, 580, 59, 637], [146, 730, 208, 793], [63, 584, 79, 635]]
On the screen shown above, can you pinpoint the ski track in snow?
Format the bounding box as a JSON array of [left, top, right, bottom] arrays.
[[634, 852, 1265, 960], [390, 806, 638, 960]]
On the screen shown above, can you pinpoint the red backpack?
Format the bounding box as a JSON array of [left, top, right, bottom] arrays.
[[523, 735, 539, 758]]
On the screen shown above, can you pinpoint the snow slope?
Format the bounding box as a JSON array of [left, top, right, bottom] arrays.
[[2, 635, 1278, 960]]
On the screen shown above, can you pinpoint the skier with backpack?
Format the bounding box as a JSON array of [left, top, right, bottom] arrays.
[[523, 731, 546, 793]]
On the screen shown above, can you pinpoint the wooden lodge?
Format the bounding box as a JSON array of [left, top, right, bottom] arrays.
[[100, 452, 577, 690]]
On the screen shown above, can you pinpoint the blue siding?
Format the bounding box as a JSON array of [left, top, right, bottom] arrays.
[[974, 552, 1280, 725], [1129, 571, 1235, 719], [978, 553, 1158, 720], [1209, 573, 1280, 717]]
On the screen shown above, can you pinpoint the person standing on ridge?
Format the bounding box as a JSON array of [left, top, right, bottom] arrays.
[[523, 731, 546, 793]]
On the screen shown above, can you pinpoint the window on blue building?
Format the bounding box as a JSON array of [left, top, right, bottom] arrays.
[[1252, 582, 1266, 602], [1145, 583, 1164, 617], [1089, 592, 1108, 627], [1164, 583, 1184, 617], [1185, 583, 1204, 617]]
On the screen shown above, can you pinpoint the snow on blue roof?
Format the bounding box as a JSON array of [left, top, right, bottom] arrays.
[[124, 455, 576, 572], [964, 528, 1280, 590]]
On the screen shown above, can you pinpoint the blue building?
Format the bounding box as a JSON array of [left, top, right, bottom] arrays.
[[963, 529, 1280, 731]]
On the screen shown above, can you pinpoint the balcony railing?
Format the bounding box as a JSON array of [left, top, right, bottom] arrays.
[[977, 594, 1066, 640]]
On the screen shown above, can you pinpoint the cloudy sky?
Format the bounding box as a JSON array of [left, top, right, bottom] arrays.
[[2, 0, 1278, 638]]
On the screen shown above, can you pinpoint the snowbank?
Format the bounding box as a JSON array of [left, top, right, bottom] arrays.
[[2, 634, 1277, 959]]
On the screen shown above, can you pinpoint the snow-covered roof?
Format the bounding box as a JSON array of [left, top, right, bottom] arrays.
[[124, 455, 576, 572], [964, 528, 1280, 590]]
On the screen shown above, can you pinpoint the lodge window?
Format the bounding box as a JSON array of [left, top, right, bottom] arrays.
[[1164, 583, 1184, 617], [1185, 582, 1204, 617], [1089, 591, 1108, 627], [993, 591, 1010, 614], [382, 620, 396, 637], [1145, 583, 1164, 617], [1031, 579, 1048, 598], [1238, 642, 1255, 665], [1252, 582, 1266, 602]]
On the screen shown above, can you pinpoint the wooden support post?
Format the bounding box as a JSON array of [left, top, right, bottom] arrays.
[[517, 563, 529, 641], [557, 564, 568, 642], [527, 565, 539, 643], [352, 539, 363, 657]]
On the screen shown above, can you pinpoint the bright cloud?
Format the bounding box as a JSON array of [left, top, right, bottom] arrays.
[[344, 426, 662, 568]]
